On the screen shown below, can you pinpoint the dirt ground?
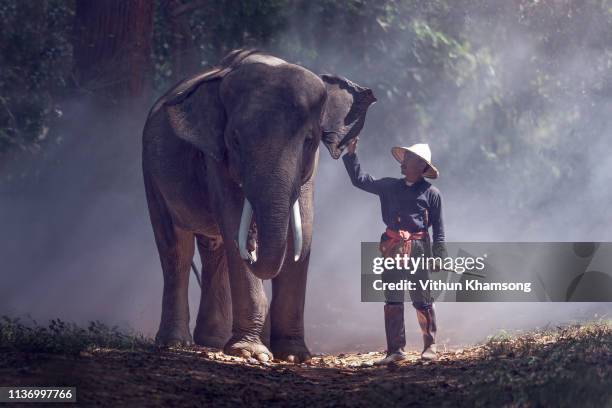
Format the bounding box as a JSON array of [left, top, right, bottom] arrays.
[[0, 324, 610, 407]]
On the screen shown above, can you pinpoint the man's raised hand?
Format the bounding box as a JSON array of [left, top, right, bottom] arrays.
[[346, 137, 359, 155]]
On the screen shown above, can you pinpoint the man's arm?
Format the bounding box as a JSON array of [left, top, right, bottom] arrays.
[[342, 152, 384, 195], [429, 190, 448, 259]]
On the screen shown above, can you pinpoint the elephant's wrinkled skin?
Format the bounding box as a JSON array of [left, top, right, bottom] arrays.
[[142, 49, 376, 362]]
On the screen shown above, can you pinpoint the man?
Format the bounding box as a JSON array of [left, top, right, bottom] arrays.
[[342, 138, 447, 364]]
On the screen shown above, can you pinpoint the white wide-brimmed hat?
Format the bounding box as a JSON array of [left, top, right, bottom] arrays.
[[391, 143, 439, 179]]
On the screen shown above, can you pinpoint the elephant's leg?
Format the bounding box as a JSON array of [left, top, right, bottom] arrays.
[[270, 252, 312, 363], [205, 159, 271, 361], [270, 183, 314, 363], [222, 236, 272, 362], [146, 179, 195, 346], [193, 234, 232, 348]]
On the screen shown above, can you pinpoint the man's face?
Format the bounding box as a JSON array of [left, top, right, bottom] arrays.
[[400, 152, 428, 181]]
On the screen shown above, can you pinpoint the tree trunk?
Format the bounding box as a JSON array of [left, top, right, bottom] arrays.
[[162, 0, 201, 82], [73, 0, 154, 103]]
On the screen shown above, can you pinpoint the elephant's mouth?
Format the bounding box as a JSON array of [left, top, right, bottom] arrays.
[[237, 198, 303, 265]]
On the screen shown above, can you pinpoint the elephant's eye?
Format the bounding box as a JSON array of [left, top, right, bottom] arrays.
[[230, 132, 240, 151], [304, 129, 316, 146], [304, 135, 314, 150]]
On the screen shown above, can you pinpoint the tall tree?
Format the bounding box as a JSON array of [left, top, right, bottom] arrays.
[[72, 0, 154, 102], [161, 0, 201, 82]]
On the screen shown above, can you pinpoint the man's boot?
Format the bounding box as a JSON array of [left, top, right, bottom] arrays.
[[375, 303, 408, 365], [416, 305, 438, 360]]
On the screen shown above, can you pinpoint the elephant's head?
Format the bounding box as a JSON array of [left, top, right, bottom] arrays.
[[164, 49, 376, 279]]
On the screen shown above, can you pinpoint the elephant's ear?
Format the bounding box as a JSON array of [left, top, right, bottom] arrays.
[[163, 48, 259, 161], [319, 74, 377, 159]]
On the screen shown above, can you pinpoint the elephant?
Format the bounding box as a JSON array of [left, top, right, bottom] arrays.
[[142, 49, 376, 362]]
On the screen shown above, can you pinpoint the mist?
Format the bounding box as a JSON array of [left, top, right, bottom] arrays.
[[1, 1, 611, 354]]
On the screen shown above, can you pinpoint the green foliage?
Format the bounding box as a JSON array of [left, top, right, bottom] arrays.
[[1, 0, 612, 215], [0, 0, 73, 154], [0, 316, 153, 355], [484, 320, 612, 357]]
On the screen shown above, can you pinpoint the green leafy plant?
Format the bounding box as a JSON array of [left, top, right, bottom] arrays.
[[0, 316, 153, 355]]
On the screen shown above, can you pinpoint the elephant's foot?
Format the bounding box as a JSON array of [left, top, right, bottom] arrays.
[[224, 335, 273, 362], [155, 322, 193, 347], [193, 309, 231, 349], [271, 337, 311, 363], [193, 324, 229, 349]]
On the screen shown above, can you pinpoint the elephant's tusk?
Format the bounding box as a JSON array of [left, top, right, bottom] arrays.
[[291, 199, 303, 262], [238, 198, 255, 263]]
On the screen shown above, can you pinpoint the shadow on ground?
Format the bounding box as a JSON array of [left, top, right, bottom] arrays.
[[0, 321, 610, 407]]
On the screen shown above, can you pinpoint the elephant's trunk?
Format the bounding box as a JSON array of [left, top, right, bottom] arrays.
[[238, 197, 302, 280]]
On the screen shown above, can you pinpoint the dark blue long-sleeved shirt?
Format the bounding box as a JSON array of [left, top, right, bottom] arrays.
[[342, 152, 446, 245]]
